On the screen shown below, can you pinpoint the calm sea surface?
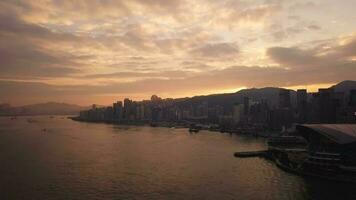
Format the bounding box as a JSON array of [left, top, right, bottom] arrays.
[[0, 116, 355, 200]]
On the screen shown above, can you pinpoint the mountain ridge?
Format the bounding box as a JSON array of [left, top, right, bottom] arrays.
[[1, 80, 355, 115]]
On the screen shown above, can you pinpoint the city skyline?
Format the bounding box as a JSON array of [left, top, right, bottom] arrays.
[[1, 81, 352, 107], [1, 0, 356, 106], [75, 82, 356, 131]]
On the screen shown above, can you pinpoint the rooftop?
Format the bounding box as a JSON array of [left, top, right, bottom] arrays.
[[297, 124, 356, 145]]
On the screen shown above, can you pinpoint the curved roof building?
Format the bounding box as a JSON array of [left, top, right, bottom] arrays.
[[297, 124, 356, 145]]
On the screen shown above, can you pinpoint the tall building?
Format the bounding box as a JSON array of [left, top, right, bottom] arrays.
[[318, 88, 336, 123], [270, 89, 293, 130], [196, 101, 208, 117], [123, 98, 135, 120], [249, 100, 269, 125], [350, 90, 356, 106], [233, 103, 244, 125], [104, 106, 114, 121], [243, 97, 250, 116], [136, 103, 145, 120], [113, 101, 123, 121], [279, 89, 291, 109], [297, 89, 308, 123]]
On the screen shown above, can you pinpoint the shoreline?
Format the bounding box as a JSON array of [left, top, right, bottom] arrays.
[[69, 116, 278, 137]]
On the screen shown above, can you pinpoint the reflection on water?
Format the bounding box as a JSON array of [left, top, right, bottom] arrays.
[[0, 116, 355, 199]]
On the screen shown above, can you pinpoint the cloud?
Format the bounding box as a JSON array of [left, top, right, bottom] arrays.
[[238, 4, 280, 22], [266, 47, 317, 67], [190, 43, 239, 58], [267, 34, 356, 68], [81, 70, 193, 79], [0, 0, 355, 105], [289, 1, 316, 11], [0, 14, 84, 79], [267, 20, 323, 42], [307, 25, 321, 30], [2, 60, 355, 104], [0, 0, 183, 25]]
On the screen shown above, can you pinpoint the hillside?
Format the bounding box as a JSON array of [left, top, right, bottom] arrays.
[[176, 87, 296, 110], [331, 80, 356, 93], [176, 80, 356, 109]]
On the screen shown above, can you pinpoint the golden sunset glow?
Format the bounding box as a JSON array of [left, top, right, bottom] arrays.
[[0, 0, 356, 105]]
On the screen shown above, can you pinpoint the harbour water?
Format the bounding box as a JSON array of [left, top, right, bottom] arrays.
[[0, 116, 355, 200]]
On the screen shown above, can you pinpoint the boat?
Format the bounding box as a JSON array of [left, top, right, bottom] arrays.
[[150, 122, 158, 127], [189, 124, 201, 133], [189, 128, 200, 133]]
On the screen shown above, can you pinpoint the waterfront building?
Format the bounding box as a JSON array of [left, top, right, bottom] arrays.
[[219, 115, 233, 127], [233, 103, 244, 125], [243, 97, 250, 116], [124, 98, 137, 120], [136, 103, 145, 120], [208, 105, 224, 124], [249, 100, 269, 126], [104, 106, 114, 121], [269, 124, 356, 182], [296, 89, 307, 123], [113, 101, 123, 121], [297, 124, 356, 181], [279, 89, 291, 109], [349, 89, 356, 106], [318, 88, 336, 123], [268, 108, 294, 131], [196, 101, 208, 118]]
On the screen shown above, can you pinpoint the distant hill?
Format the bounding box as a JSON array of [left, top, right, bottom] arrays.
[[331, 80, 356, 93], [176, 87, 296, 110], [176, 80, 356, 110], [0, 102, 89, 116]]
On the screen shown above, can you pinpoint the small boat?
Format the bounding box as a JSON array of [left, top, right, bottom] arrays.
[[189, 125, 201, 133], [189, 128, 199, 133], [150, 123, 158, 127]]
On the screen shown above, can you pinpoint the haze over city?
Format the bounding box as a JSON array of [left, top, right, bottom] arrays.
[[1, 0, 356, 106]]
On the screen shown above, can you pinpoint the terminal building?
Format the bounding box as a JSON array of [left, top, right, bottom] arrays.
[[297, 124, 356, 169], [270, 124, 356, 182]]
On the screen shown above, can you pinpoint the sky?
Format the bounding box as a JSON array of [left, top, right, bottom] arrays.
[[0, 0, 356, 106]]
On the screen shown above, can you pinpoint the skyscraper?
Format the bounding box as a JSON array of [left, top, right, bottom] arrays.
[[297, 89, 307, 123], [279, 89, 291, 109], [113, 101, 123, 121], [350, 89, 356, 106], [318, 88, 336, 123], [243, 97, 250, 116]]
